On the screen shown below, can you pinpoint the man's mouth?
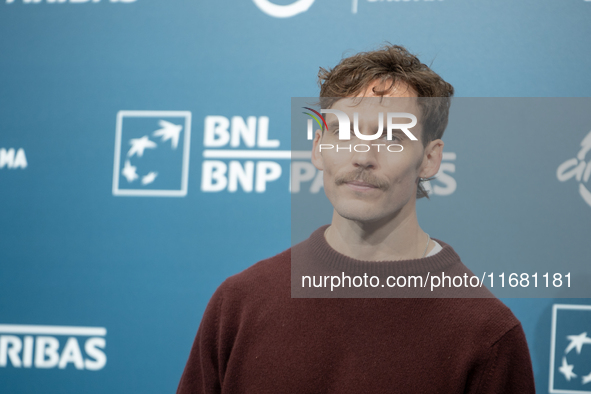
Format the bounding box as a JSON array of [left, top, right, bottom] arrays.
[[345, 180, 379, 191], [335, 169, 389, 191]]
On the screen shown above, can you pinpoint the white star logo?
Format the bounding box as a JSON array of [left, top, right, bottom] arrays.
[[128, 136, 157, 158], [565, 332, 591, 355], [582, 371, 591, 385], [153, 120, 183, 149], [559, 356, 577, 381], [141, 172, 158, 185], [121, 160, 138, 183]]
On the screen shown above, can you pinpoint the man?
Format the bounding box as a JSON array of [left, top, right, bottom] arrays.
[[177, 45, 536, 393]]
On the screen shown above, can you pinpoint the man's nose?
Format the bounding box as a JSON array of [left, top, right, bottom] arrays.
[[351, 145, 378, 170]]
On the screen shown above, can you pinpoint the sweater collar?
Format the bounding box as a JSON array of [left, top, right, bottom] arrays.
[[306, 225, 462, 276]]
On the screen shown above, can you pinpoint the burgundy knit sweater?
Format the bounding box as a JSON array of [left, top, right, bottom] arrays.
[[177, 227, 536, 393]]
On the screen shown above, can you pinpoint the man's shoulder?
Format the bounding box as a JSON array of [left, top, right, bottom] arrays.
[[218, 247, 291, 298], [429, 239, 522, 344], [434, 296, 522, 347]]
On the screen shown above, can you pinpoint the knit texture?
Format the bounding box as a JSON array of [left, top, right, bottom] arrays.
[[177, 227, 536, 393]]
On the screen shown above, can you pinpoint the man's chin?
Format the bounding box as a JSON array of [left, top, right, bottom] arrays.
[[334, 207, 386, 224]]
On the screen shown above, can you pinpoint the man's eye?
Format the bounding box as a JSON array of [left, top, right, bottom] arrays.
[[384, 134, 400, 142]]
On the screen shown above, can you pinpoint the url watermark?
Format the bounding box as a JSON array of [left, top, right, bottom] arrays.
[[301, 272, 572, 292]]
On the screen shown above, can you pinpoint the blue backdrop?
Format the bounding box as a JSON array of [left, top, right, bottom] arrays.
[[1, 0, 590, 393]]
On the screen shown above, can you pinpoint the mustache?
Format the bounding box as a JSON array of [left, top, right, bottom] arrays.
[[335, 168, 389, 190]]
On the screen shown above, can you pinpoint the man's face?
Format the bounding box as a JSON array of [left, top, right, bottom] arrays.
[[311, 81, 443, 224]]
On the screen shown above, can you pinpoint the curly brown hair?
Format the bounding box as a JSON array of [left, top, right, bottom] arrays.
[[317, 44, 454, 198]]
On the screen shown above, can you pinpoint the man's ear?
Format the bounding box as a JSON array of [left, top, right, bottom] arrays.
[[420, 139, 444, 178], [311, 129, 324, 171]]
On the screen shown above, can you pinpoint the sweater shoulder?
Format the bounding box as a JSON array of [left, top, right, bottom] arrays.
[[432, 241, 522, 343], [439, 297, 522, 348], [218, 247, 291, 298]]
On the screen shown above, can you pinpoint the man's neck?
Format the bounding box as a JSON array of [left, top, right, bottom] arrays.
[[324, 207, 433, 262]]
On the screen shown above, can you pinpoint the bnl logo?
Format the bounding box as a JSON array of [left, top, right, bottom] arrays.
[[112, 111, 192, 197], [550, 304, 591, 393]]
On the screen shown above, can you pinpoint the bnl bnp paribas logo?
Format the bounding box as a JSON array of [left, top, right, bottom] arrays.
[[0, 324, 106, 371], [557, 131, 591, 208], [113, 111, 191, 197], [113, 111, 456, 196], [550, 305, 591, 393]]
